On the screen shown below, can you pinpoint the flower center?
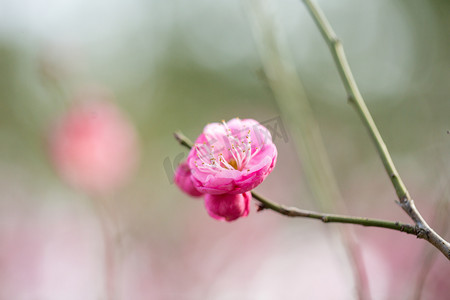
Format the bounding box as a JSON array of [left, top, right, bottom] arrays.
[[194, 121, 264, 173], [228, 159, 238, 170]]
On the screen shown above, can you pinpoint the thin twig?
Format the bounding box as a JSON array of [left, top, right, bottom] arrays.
[[252, 192, 418, 234], [174, 131, 418, 236], [302, 0, 450, 260]]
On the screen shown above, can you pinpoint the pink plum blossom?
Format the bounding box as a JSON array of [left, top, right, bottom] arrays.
[[204, 192, 251, 222], [174, 161, 203, 197], [48, 95, 139, 194], [187, 118, 277, 195]]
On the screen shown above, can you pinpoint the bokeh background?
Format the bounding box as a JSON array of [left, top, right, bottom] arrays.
[[0, 0, 449, 299]]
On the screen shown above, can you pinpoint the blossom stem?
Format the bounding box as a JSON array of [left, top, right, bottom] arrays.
[[302, 0, 450, 260], [174, 130, 194, 149], [174, 131, 418, 236], [251, 192, 418, 234]]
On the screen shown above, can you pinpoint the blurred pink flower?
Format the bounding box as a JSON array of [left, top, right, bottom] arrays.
[[48, 95, 139, 194], [187, 118, 277, 195], [204, 192, 251, 222], [174, 161, 203, 197]]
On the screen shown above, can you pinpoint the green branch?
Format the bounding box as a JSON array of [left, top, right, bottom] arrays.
[[302, 0, 450, 260], [173, 131, 418, 236], [302, 0, 408, 201]]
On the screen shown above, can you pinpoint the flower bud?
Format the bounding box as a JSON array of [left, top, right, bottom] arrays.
[[174, 161, 203, 197], [204, 192, 251, 222]]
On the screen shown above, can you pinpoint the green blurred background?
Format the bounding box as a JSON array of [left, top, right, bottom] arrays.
[[0, 0, 449, 299]]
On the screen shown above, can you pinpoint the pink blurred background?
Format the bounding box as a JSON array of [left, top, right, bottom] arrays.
[[0, 0, 449, 299]]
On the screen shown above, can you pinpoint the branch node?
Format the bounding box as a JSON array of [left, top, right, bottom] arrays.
[[256, 203, 267, 212], [347, 95, 355, 104], [416, 227, 431, 240], [401, 196, 409, 204], [281, 206, 294, 217], [330, 37, 341, 47]]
